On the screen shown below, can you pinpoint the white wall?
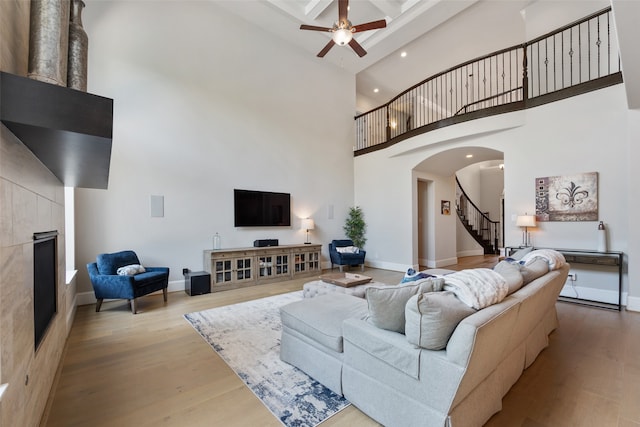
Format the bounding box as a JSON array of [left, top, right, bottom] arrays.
[[627, 108, 640, 310], [354, 84, 634, 302], [75, 1, 356, 295]]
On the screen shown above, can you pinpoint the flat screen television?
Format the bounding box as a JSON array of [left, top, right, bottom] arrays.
[[234, 189, 291, 227]]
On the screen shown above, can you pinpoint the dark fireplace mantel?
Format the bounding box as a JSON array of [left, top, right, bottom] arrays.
[[0, 71, 113, 189]]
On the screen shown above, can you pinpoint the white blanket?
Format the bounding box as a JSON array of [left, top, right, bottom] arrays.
[[521, 249, 566, 270], [443, 268, 508, 310]]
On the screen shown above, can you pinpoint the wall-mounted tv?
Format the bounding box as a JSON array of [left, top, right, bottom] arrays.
[[234, 189, 291, 227]]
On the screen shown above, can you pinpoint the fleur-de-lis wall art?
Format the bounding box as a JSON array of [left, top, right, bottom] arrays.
[[556, 181, 589, 208], [535, 172, 598, 221]]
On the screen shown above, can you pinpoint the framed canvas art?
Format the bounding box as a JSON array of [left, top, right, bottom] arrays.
[[441, 200, 451, 215], [535, 172, 598, 221]]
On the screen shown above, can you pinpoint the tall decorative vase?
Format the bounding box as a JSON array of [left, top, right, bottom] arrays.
[[28, 0, 70, 86], [597, 221, 607, 252], [67, 0, 88, 91]]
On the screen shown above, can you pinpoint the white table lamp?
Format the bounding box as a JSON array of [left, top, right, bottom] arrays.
[[516, 214, 536, 247], [301, 218, 315, 244]]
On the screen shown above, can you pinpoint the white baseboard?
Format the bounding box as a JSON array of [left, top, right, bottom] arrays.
[[432, 257, 458, 268], [559, 284, 625, 307], [625, 295, 640, 312], [456, 249, 484, 257], [364, 260, 411, 273]]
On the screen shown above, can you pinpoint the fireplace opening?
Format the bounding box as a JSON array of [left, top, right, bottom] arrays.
[[34, 231, 58, 351]]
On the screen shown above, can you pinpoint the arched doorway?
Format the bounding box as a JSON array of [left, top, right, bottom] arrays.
[[413, 147, 504, 268]]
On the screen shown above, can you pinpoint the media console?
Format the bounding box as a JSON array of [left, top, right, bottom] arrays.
[[203, 244, 321, 292]]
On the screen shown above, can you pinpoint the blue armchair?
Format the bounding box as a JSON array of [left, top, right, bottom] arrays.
[[87, 250, 170, 314], [329, 239, 366, 272]]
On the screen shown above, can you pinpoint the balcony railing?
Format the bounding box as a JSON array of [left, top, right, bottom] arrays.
[[354, 7, 622, 155]]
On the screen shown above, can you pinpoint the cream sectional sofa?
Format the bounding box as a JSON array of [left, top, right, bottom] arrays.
[[280, 250, 569, 427]]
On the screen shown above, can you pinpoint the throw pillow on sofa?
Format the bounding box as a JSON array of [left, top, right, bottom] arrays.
[[519, 257, 549, 284], [405, 291, 476, 350], [366, 278, 445, 333], [493, 261, 524, 294], [507, 246, 533, 261]]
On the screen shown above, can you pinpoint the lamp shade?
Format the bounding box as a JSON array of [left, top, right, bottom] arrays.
[[301, 218, 315, 230], [516, 215, 537, 228]]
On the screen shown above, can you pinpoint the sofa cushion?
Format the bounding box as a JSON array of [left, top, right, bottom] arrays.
[[521, 249, 567, 270], [520, 257, 549, 284], [280, 293, 367, 353], [405, 291, 476, 350], [366, 278, 444, 333], [508, 246, 533, 261], [493, 261, 524, 294], [343, 317, 423, 379]]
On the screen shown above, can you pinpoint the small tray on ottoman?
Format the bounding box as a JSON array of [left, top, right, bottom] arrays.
[[319, 272, 372, 288]]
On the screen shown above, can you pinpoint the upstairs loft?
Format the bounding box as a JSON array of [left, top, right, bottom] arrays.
[[354, 7, 623, 156]]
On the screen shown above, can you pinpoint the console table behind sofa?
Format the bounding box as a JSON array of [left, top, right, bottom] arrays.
[[506, 247, 623, 310]]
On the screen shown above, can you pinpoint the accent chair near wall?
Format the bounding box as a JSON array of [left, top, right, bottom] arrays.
[[87, 250, 169, 314]]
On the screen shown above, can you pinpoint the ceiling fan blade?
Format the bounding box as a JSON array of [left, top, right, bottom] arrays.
[[338, 0, 348, 23], [317, 40, 336, 58], [300, 24, 333, 32], [352, 19, 387, 33], [348, 38, 367, 57]]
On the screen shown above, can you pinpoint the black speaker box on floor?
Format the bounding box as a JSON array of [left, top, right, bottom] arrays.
[[253, 239, 279, 247], [184, 271, 211, 296]]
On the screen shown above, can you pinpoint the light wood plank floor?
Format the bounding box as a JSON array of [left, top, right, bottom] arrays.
[[43, 256, 640, 427]]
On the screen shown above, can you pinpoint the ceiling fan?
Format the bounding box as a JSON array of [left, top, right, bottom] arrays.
[[300, 0, 387, 58]]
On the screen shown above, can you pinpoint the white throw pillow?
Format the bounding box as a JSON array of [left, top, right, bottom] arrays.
[[336, 246, 359, 254], [116, 264, 146, 276]]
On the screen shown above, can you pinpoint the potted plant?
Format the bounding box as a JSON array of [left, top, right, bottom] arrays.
[[344, 206, 367, 248]]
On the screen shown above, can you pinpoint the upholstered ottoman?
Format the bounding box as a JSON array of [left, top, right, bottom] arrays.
[[279, 293, 368, 395], [302, 279, 388, 298]]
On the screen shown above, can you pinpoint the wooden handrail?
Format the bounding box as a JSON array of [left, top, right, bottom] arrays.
[[456, 176, 501, 254], [354, 7, 620, 155]]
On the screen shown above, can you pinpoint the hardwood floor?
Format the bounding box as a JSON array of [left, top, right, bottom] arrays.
[[43, 257, 640, 427]]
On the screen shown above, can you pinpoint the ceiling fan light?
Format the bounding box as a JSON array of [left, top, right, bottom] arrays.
[[333, 28, 353, 46]]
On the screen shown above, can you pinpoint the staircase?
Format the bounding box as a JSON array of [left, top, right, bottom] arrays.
[[456, 177, 500, 255]]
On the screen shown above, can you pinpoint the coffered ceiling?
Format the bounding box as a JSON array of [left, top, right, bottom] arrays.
[[215, 0, 640, 111], [214, 0, 478, 75]]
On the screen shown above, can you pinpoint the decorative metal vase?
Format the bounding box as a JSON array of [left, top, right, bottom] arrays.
[[28, 0, 70, 86], [67, 0, 88, 91]]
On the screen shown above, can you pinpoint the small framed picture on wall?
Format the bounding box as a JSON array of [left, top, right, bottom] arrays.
[[441, 200, 451, 215]]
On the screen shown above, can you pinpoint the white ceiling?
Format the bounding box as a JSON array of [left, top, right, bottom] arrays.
[[215, 0, 476, 73], [214, 0, 479, 95]]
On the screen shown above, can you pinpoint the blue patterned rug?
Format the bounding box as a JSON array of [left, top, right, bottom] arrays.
[[184, 291, 350, 427]]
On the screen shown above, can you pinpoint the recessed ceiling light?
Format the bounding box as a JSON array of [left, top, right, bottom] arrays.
[[466, 154, 473, 158], [400, 51, 407, 58], [373, 88, 379, 93]]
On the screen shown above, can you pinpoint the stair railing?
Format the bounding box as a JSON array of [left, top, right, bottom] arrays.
[[354, 7, 621, 155], [455, 176, 500, 254]]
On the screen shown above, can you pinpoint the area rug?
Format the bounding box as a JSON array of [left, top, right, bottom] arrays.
[[184, 291, 350, 427]]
